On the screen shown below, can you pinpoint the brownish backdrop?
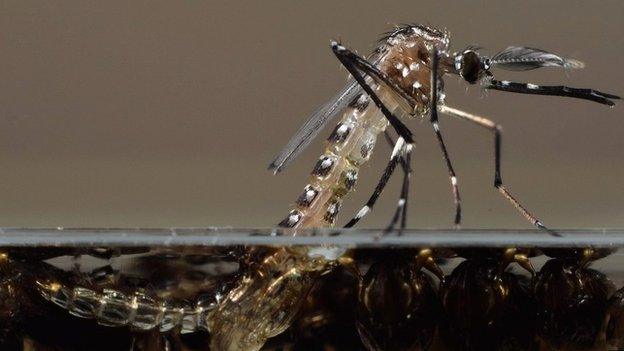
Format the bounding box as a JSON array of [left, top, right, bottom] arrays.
[[0, 1, 622, 229]]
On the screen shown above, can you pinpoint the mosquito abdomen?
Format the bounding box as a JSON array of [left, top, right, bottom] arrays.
[[278, 92, 395, 229]]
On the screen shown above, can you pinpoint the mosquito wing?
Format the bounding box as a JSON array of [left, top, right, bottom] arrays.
[[268, 79, 362, 173], [490, 46, 585, 71]]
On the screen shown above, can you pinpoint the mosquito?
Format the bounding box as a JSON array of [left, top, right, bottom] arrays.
[[269, 23, 619, 235]]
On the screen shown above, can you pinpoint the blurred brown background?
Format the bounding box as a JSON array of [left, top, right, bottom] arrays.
[[0, 1, 622, 229]]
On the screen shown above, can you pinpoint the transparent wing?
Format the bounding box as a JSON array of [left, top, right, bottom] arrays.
[[267, 48, 415, 174], [490, 46, 585, 71], [268, 79, 363, 173]]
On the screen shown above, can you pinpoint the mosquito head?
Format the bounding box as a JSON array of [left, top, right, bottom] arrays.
[[454, 48, 491, 85]]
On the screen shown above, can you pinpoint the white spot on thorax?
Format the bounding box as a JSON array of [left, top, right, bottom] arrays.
[[401, 66, 410, 78], [527, 83, 539, 89]]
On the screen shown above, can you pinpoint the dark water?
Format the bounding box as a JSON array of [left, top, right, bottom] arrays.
[[0, 229, 623, 350]]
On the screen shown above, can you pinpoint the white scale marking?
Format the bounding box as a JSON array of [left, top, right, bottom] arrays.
[[336, 124, 349, 135], [401, 66, 410, 78], [305, 189, 316, 200], [288, 213, 301, 224], [433, 122, 440, 132], [391, 137, 406, 159], [355, 206, 370, 219]]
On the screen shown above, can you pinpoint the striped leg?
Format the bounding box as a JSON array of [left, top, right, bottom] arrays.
[[439, 105, 559, 235], [344, 137, 412, 228], [429, 48, 462, 226], [486, 79, 620, 106], [381, 131, 412, 234], [331, 41, 415, 144], [331, 41, 417, 231], [383, 152, 412, 234]]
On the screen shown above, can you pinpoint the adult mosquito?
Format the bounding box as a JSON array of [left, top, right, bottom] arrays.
[[269, 24, 620, 235]]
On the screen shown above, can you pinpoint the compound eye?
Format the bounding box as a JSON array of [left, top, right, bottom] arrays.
[[460, 50, 481, 84]]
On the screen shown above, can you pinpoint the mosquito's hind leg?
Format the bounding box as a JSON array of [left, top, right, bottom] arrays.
[[438, 105, 558, 235], [382, 131, 413, 234], [343, 135, 412, 229]]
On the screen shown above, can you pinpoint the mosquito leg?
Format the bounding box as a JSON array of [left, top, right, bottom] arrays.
[[382, 130, 412, 233], [429, 48, 462, 226], [331, 41, 417, 230], [439, 105, 558, 235], [343, 137, 411, 228], [331, 41, 415, 144], [399, 156, 410, 230], [486, 79, 620, 106], [383, 130, 408, 173], [383, 151, 412, 235]]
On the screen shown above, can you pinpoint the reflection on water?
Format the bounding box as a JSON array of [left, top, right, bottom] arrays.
[[0, 229, 623, 350]]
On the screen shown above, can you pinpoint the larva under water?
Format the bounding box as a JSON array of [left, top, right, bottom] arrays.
[[37, 281, 214, 333]]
